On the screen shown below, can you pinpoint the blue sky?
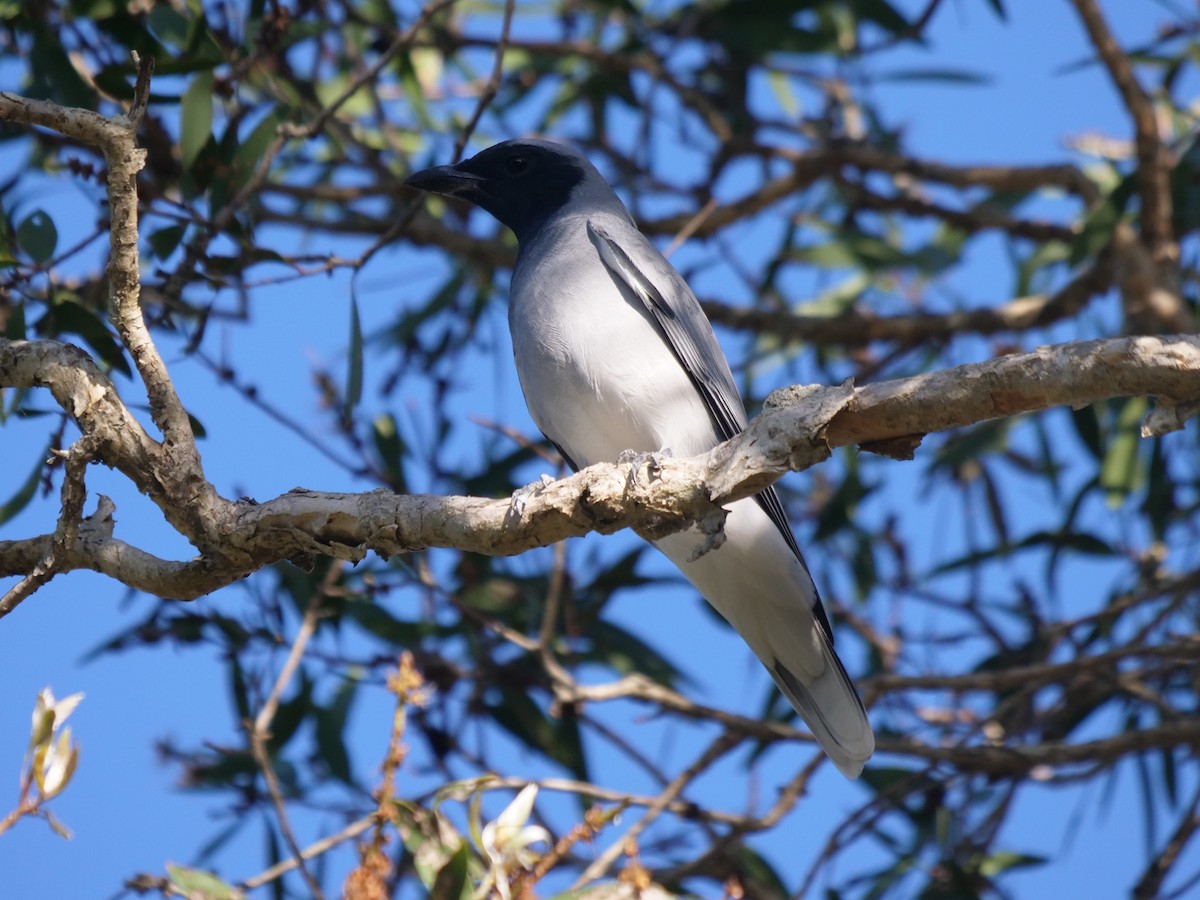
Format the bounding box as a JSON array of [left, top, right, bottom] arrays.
[[1, 2, 1196, 897]]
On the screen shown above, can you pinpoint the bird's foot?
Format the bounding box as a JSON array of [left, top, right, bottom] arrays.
[[508, 473, 556, 518], [617, 448, 673, 487]]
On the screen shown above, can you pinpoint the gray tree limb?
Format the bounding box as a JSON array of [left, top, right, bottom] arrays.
[[1, 334, 1197, 607]]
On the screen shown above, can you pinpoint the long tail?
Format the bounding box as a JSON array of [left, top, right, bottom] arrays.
[[655, 500, 874, 778], [767, 633, 874, 779]]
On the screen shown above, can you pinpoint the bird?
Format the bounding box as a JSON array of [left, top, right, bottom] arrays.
[[405, 139, 874, 778]]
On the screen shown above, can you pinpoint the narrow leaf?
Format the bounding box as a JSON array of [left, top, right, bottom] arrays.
[[166, 864, 242, 900], [181, 72, 215, 169], [345, 292, 364, 417], [0, 445, 48, 526], [429, 841, 471, 899], [17, 210, 58, 264]]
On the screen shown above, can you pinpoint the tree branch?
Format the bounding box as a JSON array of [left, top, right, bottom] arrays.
[[1068, 0, 1175, 265], [2, 334, 1197, 604], [0, 73, 222, 549], [1132, 781, 1200, 899], [701, 254, 1114, 347]]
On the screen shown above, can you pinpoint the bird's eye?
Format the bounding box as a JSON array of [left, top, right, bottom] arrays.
[[505, 154, 529, 175]]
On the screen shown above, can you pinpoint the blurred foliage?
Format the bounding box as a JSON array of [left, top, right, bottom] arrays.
[[2, 0, 1200, 897]]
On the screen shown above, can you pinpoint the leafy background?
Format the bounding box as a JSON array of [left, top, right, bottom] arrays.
[[1, 0, 1198, 897]]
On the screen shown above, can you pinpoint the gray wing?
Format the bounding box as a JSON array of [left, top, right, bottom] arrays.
[[586, 221, 833, 640]]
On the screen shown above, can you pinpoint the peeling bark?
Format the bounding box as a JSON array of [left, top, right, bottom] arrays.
[[1, 80, 1198, 613], [2, 334, 1197, 607]]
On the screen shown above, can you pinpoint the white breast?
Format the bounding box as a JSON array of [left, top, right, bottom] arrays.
[[508, 215, 718, 467]]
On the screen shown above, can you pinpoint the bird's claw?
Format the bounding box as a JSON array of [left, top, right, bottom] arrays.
[[508, 473, 556, 518], [617, 448, 673, 487]]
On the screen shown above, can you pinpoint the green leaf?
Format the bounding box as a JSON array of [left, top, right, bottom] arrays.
[[394, 53, 433, 128], [1068, 405, 1104, 461], [978, 850, 1047, 877], [790, 273, 871, 318], [1143, 437, 1174, 541], [578, 545, 653, 602], [1134, 748, 1158, 859], [1070, 172, 1136, 266], [767, 70, 800, 117], [854, 0, 910, 35], [1100, 397, 1147, 506], [0, 205, 12, 266], [929, 418, 1012, 472], [875, 67, 990, 85], [393, 803, 476, 896], [39, 299, 131, 377], [0, 444, 47, 527], [344, 598, 446, 644], [314, 704, 353, 784], [861, 850, 922, 899], [977, 461, 1010, 546], [187, 411, 207, 438], [852, 532, 878, 599], [28, 25, 94, 109], [165, 612, 207, 643], [194, 819, 248, 865], [315, 674, 357, 784], [458, 445, 540, 497], [429, 841, 471, 899], [231, 107, 285, 191], [228, 657, 251, 723], [43, 808, 73, 840], [4, 298, 25, 340], [794, 231, 908, 271], [17, 210, 58, 264], [459, 575, 522, 613], [146, 6, 191, 49], [91, 6, 173, 59], [487, 686, 587, 778], [929, 529, 1114, 576], [554, 704, 589, 783], [371, 413, 408, 491], [166, 864, 243, 900], [148, 225, 187, 261], [814, 450, 873, 541], [266, 673, 312, 755], [274, 560, 324, 614], [860, 764, 927, 797], [585, 620, 688, 688], [1161, 744, 1178, 808], [181, 72, 215, 169], [734, 845, 790, 897], [345, 293, 363, 418]]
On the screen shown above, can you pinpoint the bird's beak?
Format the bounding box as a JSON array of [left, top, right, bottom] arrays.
[[403, 164, 486, 198]]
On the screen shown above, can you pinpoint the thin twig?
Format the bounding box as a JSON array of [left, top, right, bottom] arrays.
[[248, 729, 325, 898], [245, 564, 342, 899], [161, 0, 461, 302], [192, 349, 362, 476], [538, 539, 568, 659], [662, 197, 719, 259], [570, 730, 743, 889], [241, 816, 376, 890], [1132, 780, 1200, 899], [453, 0, 516, 162], [255, 563, 340, 732], [1068, 0, 1175, 264], [0, 435, 98, 617]]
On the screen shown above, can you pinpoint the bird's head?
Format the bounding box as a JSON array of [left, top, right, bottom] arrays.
[[404, 139, 614, 244]]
